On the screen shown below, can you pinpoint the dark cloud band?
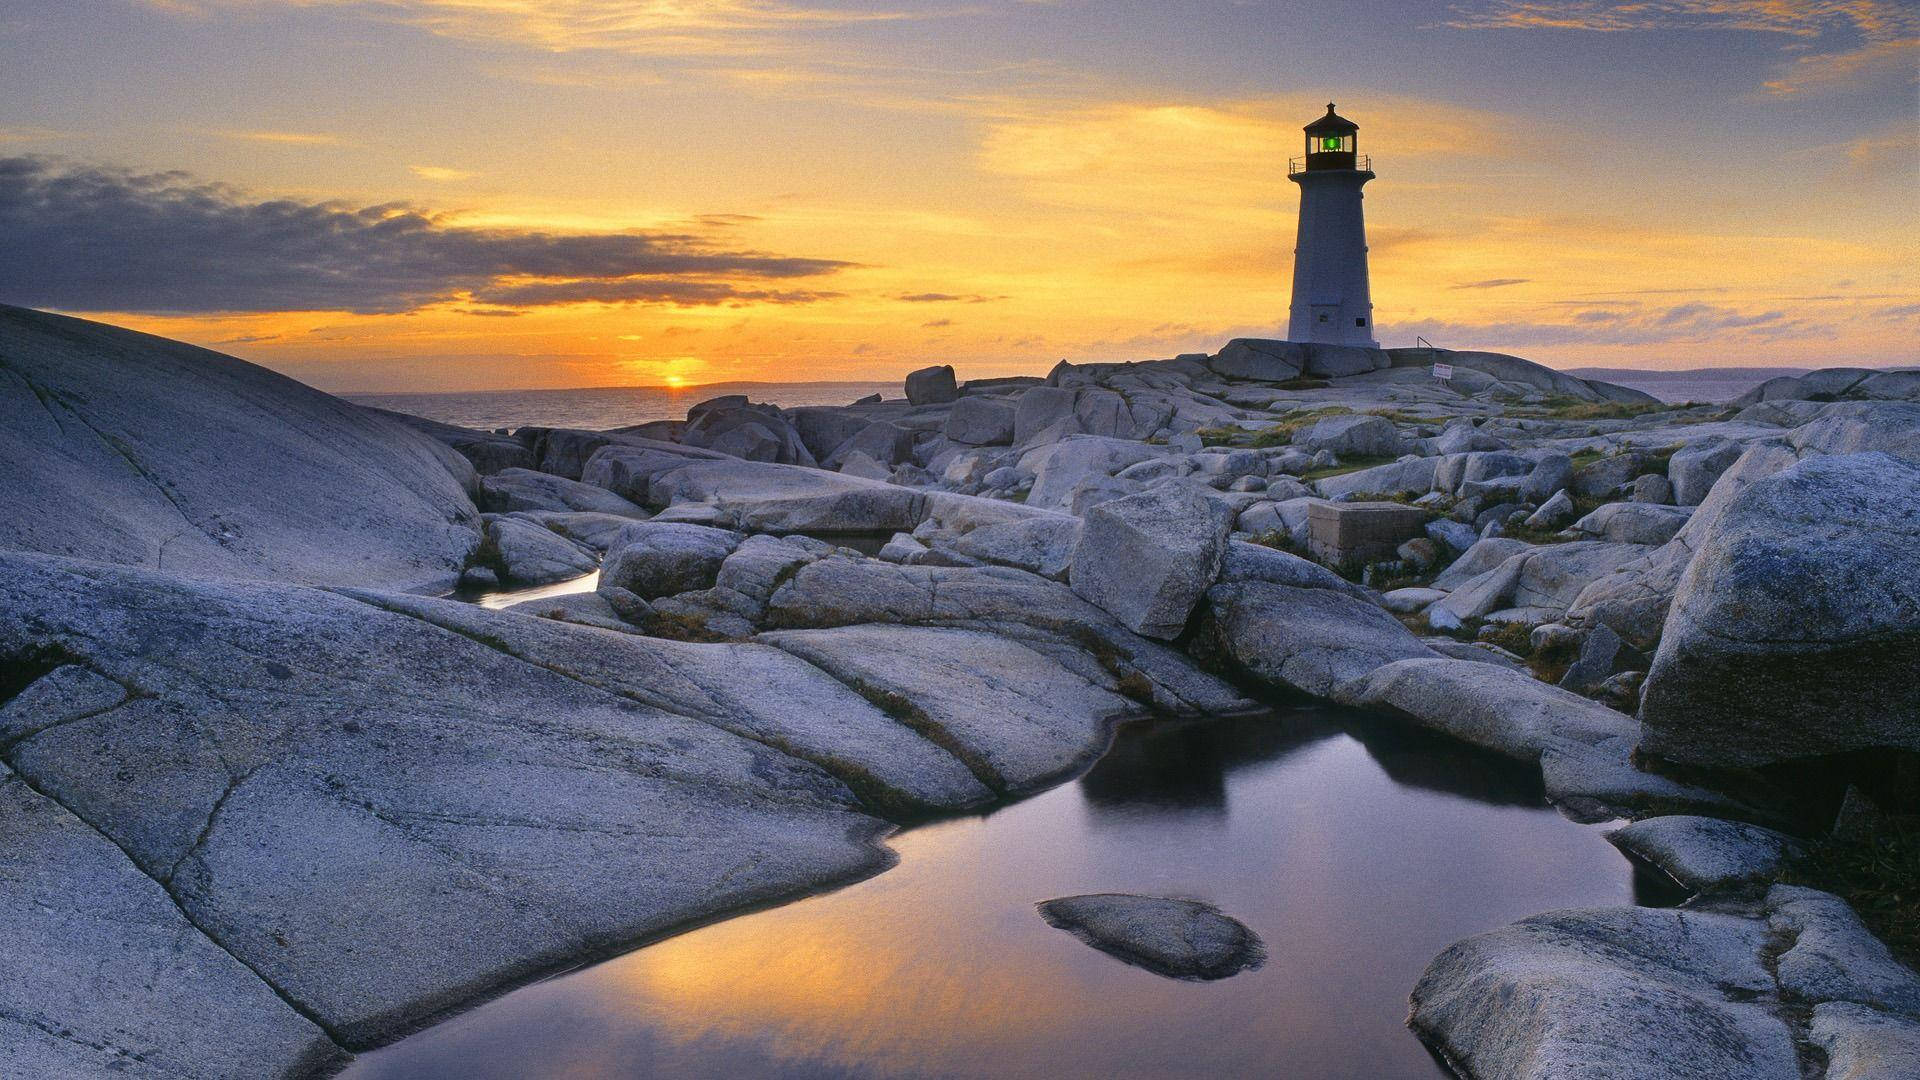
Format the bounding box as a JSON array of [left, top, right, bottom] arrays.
[[0, 157, 851, 314]]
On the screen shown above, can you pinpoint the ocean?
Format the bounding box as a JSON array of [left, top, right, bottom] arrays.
[[346, 380, 901, 432], [1564, 366, 1811, 405]]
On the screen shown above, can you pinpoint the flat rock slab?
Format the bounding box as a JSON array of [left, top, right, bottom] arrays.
[[760, 624, 1137, 795], [0, 764, 346, 1079], [0, 551, 893, 1054], [0, 305, 479, 590], [1038, 894, 1266, 981], [1333, 657, 1635, 761], [1608, 815, 1806, 893], [1206, 581, 1434, 699]]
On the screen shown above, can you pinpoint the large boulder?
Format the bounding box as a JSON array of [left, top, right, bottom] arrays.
[[943, 395, 1017, 446], [1206, 338, 1307, 382], [1639, 452, 1920, 769], [1573, 502, 1693, 546], [480, 514, 598, 586], [904, 364, 958, 405], [0, 305, 479, 590], [479, 467, 647, 517], [1037, 894, 1265, 981], [680, 398, 815, 466], [1669, 438, 1745, 506], [598, 521, 743, 600], [1334, 657, 1634, 761], [1020, 436, 1159, 509], [1205, 581, 1434, 698], [1410, 906, 1800, 1080], [1069, 485, 1233, 640], [1296, 413, 1401, 457]]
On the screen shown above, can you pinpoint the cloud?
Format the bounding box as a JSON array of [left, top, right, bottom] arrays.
[[921, 318, 953, 328], [0, 156, 851, 314], [1451, 278, 1531, 289], [1445, 1, 1919, 95], [1402, 301, 1821, 348], [214, 129, 345, 145], [409, 164, 477, 181], [151, 0, 933, 57], [895, 292, 1004, 303]]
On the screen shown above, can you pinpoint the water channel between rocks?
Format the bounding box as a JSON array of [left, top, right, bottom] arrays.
[[344, 704, 1669, 1079]]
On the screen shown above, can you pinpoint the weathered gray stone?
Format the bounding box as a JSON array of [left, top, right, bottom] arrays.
[[0, 552, 894, 1051], [1297, 413, 1401, 457], [0, 305, 479, 590], [1631, 473, 1675, 503], [1767, 884, 1920, 1015], [1218, 539, 1374, 601], [1410, 906, 1798, 1080], [1020, 435, 1159, 509], [482, 514, 598, 586], [1811, 1002, 1920, 1080], [1206, 338, 1307, 382], [1312, 455, 1438, 499], [480, 468, 646, 517], [1669, 438, 1745, 506], [945, 514, 1080, 580], [1334, 657, 1634, 761], [1607, 816, 1805, 893], [1573, 501, 1692, 545], [943, 395, 1017, 445], [0, 763, 346, 1079], [832, 421, 919, 468], [1571, 450, 1656, 498], [1037, 894, 1265, 981], [761, 624, 1135, 795], [599, 521, 743, 599], [1639, 453, 1920, 769], [905, 364, 958, 405], [1523, 489, 1574, 529], [1069, 485, 1233, 639], [1206, 582, 1434, 698]]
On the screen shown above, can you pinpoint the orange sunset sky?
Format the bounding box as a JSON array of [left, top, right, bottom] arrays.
[[1, 0, 1915, 392]]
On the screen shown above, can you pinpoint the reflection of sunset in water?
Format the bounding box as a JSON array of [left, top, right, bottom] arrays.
[[348, 711, 1644, 1080]]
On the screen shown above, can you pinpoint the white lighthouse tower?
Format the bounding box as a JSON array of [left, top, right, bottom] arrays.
[[1287, 103, 1378, 348]]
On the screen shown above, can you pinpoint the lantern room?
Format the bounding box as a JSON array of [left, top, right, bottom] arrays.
[[1302, 103, 1360, 171]]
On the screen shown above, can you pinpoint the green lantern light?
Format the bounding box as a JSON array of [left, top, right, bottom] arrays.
[[1320, 136, 1342, 151]]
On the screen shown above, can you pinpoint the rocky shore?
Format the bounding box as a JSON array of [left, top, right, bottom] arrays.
[[2, 303, 1916, 1077]]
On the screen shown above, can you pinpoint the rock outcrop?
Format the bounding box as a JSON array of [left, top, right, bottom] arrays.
[[1639, 452, 1920, 769], [1037, 894, 1266, 981], [0, 305, 479, 590]]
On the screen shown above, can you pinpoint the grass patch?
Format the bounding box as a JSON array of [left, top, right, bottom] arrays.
[[1448, 617, 1577, 683], [1208, 406, 1355, 449], [1782, 814, 1920, 969], [1299, 453, 1398, 482], [1248, 529, 1309, 559], [1273, 376, 1331, 391], [1512, 397, 1674, 421]]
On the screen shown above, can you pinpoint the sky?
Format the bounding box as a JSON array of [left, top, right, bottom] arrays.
[[1, 1, 1915, 392]]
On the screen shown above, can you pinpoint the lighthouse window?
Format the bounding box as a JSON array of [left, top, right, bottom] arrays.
[[1317, 312, 1330, 323], [1356, 318, 1367, 327]]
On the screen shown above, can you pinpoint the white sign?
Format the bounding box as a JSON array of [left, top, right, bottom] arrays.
[[1431, 363, 1454, 380]]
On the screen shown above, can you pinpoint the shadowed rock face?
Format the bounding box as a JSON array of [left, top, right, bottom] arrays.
[[1037, 894, 1266, 981], [1639, 452, 1920, 769], [0, 305, 480, 590]]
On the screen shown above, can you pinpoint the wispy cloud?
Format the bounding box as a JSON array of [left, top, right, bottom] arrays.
[[1451, 277, 1530, 289], [213, 129, 346, 145], [0, 156, 850, 314], [896, 291, 1005, 303], [1403, 300, 1822, 348], [409, 164, 477, 181], [1446, 1, 1919, 95], [153, 0, 937, 57]]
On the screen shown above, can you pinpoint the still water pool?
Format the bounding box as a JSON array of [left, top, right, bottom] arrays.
[[345, 708, 1662, 1079]]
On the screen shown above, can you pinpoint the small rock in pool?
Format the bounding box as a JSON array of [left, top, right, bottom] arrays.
[[1037, 894, 1266, 981]]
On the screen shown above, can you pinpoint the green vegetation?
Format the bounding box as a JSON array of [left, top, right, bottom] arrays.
[[1298, 453, 1397, 482], [1248, 529, 1308, 559], [1512, 397, 1673, 422], [1203, 406, 1355, 449], [1272, 376, 1331, 391], [1783, 814, 1920, 969]]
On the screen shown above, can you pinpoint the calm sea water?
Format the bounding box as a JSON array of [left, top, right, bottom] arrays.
[[344, 708, 1661, 1080], [346, 381, 900, 432]]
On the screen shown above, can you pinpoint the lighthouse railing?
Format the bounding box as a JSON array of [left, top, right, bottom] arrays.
[[1288, 154, 1371, 174]]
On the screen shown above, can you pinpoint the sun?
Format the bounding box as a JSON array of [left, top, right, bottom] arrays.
[[665, 374, 686, 388]]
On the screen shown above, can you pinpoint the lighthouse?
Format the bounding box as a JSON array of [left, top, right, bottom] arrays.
[[1287, 103, 1378, 348]]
